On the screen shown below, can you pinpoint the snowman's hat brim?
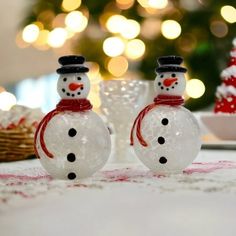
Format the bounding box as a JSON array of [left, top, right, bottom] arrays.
[[56, 66, 89, 74], [156, 66, 187, 73]]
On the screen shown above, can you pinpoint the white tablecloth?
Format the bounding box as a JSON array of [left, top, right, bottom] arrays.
[[1, 150, 236, 236]]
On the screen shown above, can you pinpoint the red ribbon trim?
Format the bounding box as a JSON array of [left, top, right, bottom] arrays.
[[130, 95, 184, 147], [34, 99, 93, 159]]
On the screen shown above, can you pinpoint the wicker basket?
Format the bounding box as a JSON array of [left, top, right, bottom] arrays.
[[0, 126, 36, 162]]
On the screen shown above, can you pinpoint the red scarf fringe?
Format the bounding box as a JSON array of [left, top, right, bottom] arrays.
[[130, 95, 184, 147], [34, 99, 92, 159]]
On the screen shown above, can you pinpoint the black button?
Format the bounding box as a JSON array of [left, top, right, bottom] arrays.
[[68, 128, 77, 137], [161, 118, 168, 125], [157, 137, 165, 144], [68, 172, 76, 180], [159, 157, 167, 164], [67, 153, 76, 162]]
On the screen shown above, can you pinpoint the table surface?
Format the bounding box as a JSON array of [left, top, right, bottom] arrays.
[[1, 150, 236, 236]]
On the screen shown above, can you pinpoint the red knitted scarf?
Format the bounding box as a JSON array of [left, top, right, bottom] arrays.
[[34, 99, 92, 159], [130, 95, 184, 147]]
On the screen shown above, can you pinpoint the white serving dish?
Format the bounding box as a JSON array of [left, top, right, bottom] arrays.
[[201, 112, 236, 140]]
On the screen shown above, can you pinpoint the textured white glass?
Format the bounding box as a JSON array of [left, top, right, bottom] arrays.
[[36, 111, 111, 179], [133, 106, 201, 174]]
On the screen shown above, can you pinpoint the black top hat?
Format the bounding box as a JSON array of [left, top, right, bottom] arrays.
[[156, 55, 187, 73], [56, 55, 89, 74]]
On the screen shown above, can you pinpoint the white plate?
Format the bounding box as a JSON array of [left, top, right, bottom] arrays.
[[201, 112, 236, 140]]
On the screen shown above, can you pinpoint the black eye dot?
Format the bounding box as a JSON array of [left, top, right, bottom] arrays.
[[63, 78, 67, 82], [160, 75, 164, 78], [66, 92, 70, 96], [158, 82, 161, 86], [77, 92, 81, 95], [67, 172, 76, 180], [159, 157, 167, 164], [172, 73, 176, 77], [62, 88, 65, 92], [157, 136, 165, 144], [161, 86, 164, 90], [77, 77, 81, 81], [68, 128, 77, 137], [161, 118, 169, 125], [67, 153, 76, 162]]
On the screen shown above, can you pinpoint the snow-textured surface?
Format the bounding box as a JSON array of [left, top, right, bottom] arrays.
[[1, 150, 236, 236]]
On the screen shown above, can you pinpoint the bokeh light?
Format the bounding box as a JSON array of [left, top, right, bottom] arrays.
[[0, 92, 17, 111], [137, 0, 149, 8], [141, 18, 161, 39], [107, 56, 129, 77], [148, 0, 168, 9], [22, 24, 40, 43], [116, 0, 134, 9], [186, 79, 205, 99], [106, 15, 127, 34], [210, 20, 228, 38], [125, 39, 145, 60], [62, 0, 81, 12], [161, 20, 181, 39], [120, 19, 140, 39], [33, 30, 50, 50], [103, 37, 125, 57], [220, 5, 236, 23], [65, 11, 88, 32], [16, 32, 30, 48], [52, 13, 66, 28], [34, 30, 49, 46], [47, 28, 67, 48]]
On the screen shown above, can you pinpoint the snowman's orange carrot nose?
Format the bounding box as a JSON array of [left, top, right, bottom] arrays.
[[163, 78, 178, 87], [69, 83, 83, 91]]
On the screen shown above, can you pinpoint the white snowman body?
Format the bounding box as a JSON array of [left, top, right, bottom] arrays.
[[35, 57, 111, 180], [36, 111, 111, 179], [132, 56, 201, 174], [133, 106, 201, 174]]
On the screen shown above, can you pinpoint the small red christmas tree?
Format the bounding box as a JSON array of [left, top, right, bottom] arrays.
[[214, 39, 236, 113]]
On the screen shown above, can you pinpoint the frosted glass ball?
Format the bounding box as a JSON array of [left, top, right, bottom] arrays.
[[36, 111, 111, 180], [133, 106, 201, 174]]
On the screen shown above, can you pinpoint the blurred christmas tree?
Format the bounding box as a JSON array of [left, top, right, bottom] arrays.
[[18, 0, 236, 110]]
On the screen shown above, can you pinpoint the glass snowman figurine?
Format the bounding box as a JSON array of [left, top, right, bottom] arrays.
[[35, 55, 111, 180], [130, 55, 201, 174]]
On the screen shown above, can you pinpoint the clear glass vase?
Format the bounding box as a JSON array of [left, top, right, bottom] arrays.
[[100, 79, 149, 163]]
